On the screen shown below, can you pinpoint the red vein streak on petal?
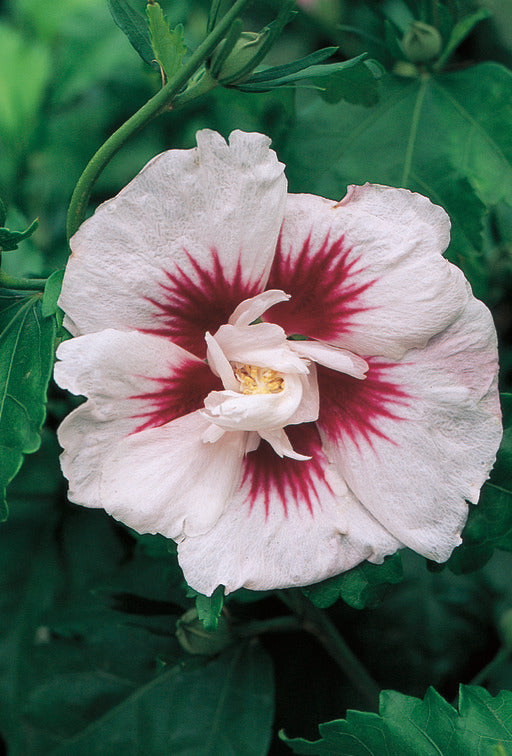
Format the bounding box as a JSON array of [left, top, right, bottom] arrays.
[[318, 360, 410, 449], [130, 359, 221, 433], [241, 424, 332, 518], [143, 248, 262, 358], [266, 231, 375, 340]]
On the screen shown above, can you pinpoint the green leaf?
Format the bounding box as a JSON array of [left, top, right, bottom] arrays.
[[285, 63, 512, 294], [146, 3, 187, 80], [246, 47, 340, 84], [196, 584, 225, 630], [240, 55, 382, 107], [435, 8, 492, 71], [303, 553, 403, 609], [282, 685, 512, 755], [107, 0, 156, 67], [0, 290, 55, 519], [41, 269, 64, 318], [0, 196, 6, 227], [43, 643, 273, 755], [0, 217, 38, 252], [447, 394, 512, 573]]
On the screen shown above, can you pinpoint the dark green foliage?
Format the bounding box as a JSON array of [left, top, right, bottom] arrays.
[[282, 685, 512, 755], [41, 270, 64, 318], [0, 290, 55, 518], [0, 218, 38, 252], [448, 394, 512, 573], [285, 63, 512, 297], [195, 584, 225, 630], [303, 553, 403, 609]]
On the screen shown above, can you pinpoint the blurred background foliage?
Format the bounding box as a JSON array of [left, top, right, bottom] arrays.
[[2, 0, 512, 753]]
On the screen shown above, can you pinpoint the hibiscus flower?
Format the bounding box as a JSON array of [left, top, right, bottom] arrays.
[[54, 129, 502, 595]]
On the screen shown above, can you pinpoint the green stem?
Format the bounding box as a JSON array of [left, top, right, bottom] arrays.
[[0, 272, 46, 291], [278, 590, 380, 709], [400, 74, 428, 188], [66, 0, 251, 240], [469, 646, 511, 688], [236, 616, 302, 638]]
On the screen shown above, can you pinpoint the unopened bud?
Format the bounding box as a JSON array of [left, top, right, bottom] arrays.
[[176, 608, 232, 655], [402, 21, 442, 63], [211, 30, 270, 84]]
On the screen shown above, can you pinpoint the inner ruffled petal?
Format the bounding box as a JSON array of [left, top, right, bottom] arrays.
[[202, 371, 304, 432], [214, 322, 308, 374], [229, 289, 291, 327]]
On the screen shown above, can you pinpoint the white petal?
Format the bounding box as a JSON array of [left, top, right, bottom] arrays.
[[60, 130, 287, 340], [258, 428, 311, 460], [229, 290, 291, 326], [268, 187, 469, 359], [319, 294, 502, 562], [290, 340, 368, 379], [55, 329, 215, 508], [214, 322, 308, 374], [203, 372, 304, 431], [177, 430, 402, 594], [286, 367, 320, 426], [205, 332, 238, 391], [100, 412, 246, 538]]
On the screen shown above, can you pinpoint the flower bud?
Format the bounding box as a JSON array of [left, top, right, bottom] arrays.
[[402, 21, 442, 63], [210, 30, 270, 84], [176, 608, 232, 655]]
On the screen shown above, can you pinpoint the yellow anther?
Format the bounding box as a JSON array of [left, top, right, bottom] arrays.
[[234, 364, 284, 395]]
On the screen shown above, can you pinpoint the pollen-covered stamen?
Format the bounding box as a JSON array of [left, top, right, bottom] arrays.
[[234, 364, 284, 395]]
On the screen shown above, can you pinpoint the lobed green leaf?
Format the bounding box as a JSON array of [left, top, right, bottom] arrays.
[[195, 584, 225, 630], [0, 217, 38, 252], [303, 553, 403, 609], [146, 3, 187, 80], [282, 684, 512, 755], [0, 289, 55, 518], [285, 62, 512, 296]]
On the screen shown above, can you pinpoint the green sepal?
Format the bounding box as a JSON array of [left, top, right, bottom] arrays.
[[195, 585, 225, 630], [218, 0, 296, 86], [0, 217, 38, 252], [107, 0, 156, 68], [41, 269, 64, 318], [209, 18, 245, 80], [207, 0, 223, 34], [242, 46, 339, 85], [434, 8, 492, 72], [281, 685, 512, 754], [240, 55, 382, 107], [146, 2, 187, 81], [303, 553, 403, 609]]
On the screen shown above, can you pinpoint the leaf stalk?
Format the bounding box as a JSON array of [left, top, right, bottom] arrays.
[[66, 0, 251, 240]]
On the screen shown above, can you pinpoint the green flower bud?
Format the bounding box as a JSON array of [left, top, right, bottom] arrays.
[[210, 30, 270, 84], [393, 60, 420, 78], [176, 608, 232, 656], [402, 21, 442, 64]]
